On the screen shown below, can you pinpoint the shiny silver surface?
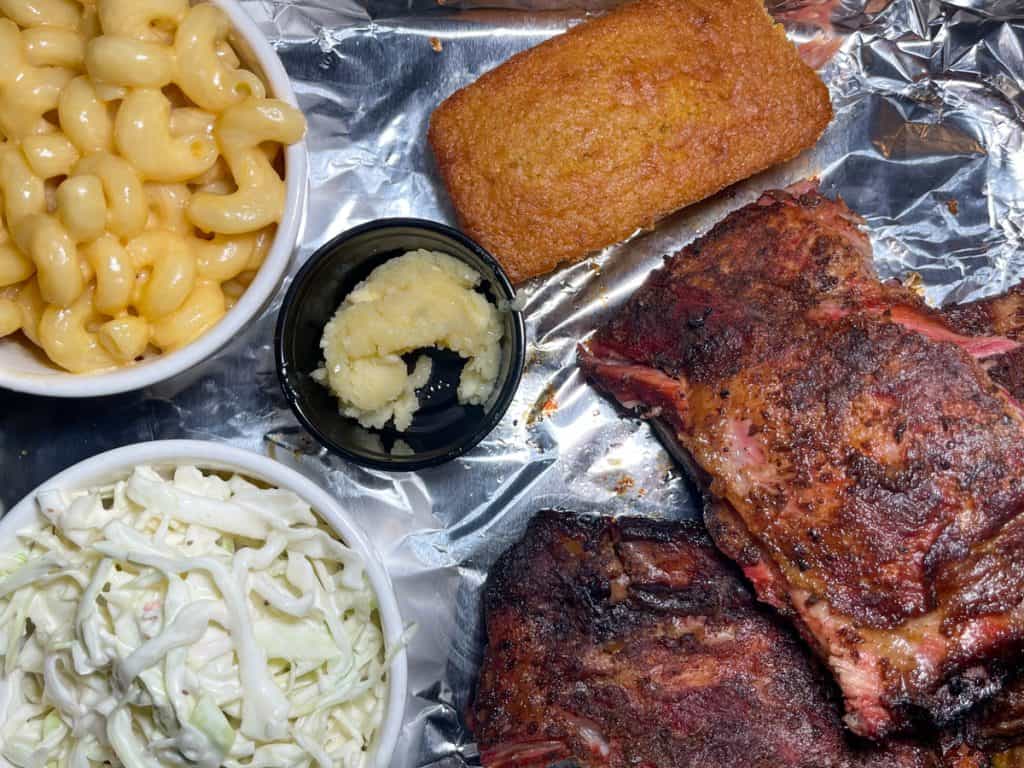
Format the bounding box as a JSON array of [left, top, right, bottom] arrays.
[[1, 0, 1022, 764]]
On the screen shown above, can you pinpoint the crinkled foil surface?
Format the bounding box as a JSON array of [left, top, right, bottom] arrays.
[[2, 0, 1023, 764]]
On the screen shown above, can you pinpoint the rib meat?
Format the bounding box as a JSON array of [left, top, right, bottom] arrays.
[[976, 677, 1024, 753], [472, 510, 978, 768], [942, 286, 1024, 402], [578, 184, 1024, 740]]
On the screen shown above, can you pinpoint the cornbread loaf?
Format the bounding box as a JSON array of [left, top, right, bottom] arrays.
[[428, 0, 833, 283]]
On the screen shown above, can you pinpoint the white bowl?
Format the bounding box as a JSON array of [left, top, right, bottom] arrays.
[[0, 441, 407, 768], [0, 0, 309, 397]]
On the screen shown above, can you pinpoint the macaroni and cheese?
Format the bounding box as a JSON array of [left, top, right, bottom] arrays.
[[0, 0, 306, 373]]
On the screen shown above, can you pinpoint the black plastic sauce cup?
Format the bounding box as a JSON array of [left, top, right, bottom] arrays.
[[275, 219, 526, 471]]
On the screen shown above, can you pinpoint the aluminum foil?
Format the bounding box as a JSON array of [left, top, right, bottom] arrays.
[[1, 0, 1023, 765]]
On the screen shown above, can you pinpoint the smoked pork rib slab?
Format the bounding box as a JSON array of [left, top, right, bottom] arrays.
[[578, 184, 1024, 741], [472, 510, 967, 768]]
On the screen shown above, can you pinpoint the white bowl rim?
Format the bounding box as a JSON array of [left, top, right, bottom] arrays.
[[0, 0, 310, 398], [0, 440, 407, 768]]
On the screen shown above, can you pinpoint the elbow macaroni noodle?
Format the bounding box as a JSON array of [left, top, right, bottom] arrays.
[[0, 0, 305, 373]]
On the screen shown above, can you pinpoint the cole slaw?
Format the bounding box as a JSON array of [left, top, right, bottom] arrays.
[[0, 465, 392, 768]]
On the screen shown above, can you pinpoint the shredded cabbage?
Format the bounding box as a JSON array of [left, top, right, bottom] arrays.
[[0, 466, 389, 768]]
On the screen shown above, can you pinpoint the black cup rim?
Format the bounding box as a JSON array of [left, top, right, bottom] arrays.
[[275, 218, 526, 472]]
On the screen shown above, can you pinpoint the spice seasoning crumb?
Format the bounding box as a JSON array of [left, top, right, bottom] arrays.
[[614, 475, 634, 495]]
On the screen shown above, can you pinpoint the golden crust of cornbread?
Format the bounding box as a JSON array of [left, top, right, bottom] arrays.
[[428, 0, 833, 283]]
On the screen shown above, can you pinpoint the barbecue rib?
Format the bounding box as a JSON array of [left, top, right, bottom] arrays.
[[578, 184, 1024, 740], [473, 510, 979, 768]]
